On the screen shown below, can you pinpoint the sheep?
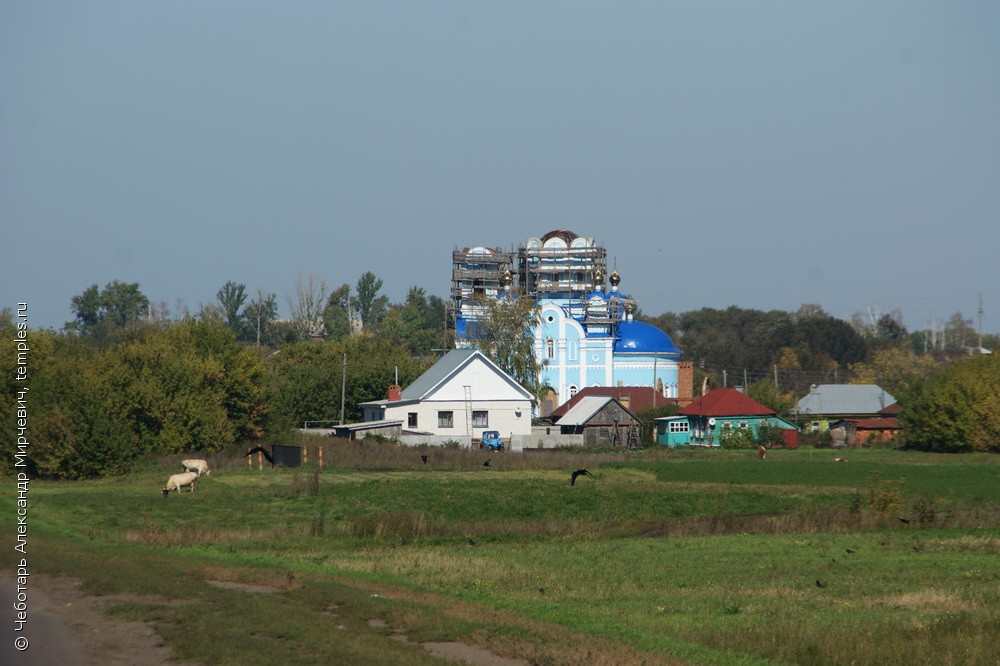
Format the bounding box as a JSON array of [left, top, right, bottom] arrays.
[[162, 471, 199, 496], [181, 458, 211, 476]]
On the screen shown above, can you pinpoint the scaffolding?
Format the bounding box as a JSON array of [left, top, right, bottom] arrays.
[[448, 247, 514, 326]]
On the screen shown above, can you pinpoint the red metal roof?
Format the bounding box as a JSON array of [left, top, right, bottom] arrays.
[[835, 417, 901, 430], [551, 386, 678, 418], [679, 388, 775, 417]]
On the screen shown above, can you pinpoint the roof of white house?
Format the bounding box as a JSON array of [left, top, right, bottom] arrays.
[[402, 348, 533, 402], [793, 384, 895, 416], [557, 396, 635, 427]]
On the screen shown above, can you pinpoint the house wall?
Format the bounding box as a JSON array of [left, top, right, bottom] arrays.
[[383, 399, 531, 440], [657, 415, 797, 447]]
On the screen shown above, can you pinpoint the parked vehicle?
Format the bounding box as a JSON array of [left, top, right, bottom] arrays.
[[479, 430, 504, 451]]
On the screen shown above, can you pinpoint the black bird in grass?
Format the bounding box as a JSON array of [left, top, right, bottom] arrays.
[[846, 549, 856, 554], [420, 455, 428, 465], [483, 458, 491, 468], [244, 446, 275, 466], [815, 579, 826, 588], [467, 538, 477, 547], [898, 516, 911, 524], [570, 469, 594, 486]]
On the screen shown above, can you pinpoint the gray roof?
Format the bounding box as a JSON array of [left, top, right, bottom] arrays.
[[793, 384, 895, 416], [401, 348, 478, 399], [401, 348, 532, 401], [557, 396, 624, 427]]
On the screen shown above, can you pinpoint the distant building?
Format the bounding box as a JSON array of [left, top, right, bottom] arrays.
[[452, 230, 689, 412], [555, 396, 642, 448], [656, 387, 798, 448], [358, 348, 533, 444], [792, 384, 896, 432]]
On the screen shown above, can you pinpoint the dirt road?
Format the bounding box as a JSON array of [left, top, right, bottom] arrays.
[[0, 573, 186, 665]]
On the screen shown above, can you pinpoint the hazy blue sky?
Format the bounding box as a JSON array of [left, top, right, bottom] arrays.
[[3, 1, 998, 335]]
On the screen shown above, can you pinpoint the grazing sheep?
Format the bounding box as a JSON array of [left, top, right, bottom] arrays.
[[757, 445, 767, 460], [181, 459, 211, 476], [162, 471, 199, 496]]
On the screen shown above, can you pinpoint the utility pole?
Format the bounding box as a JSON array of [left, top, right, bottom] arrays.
[[339, 352, 347, 425], [978, 292, 984, 350]]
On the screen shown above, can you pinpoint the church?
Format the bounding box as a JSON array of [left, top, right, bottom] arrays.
[[451, 230, 690, 413]]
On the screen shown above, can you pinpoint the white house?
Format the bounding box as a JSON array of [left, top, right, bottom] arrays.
[[359, 348, 533, 446]]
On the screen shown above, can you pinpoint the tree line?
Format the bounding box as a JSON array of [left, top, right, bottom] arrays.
[[2, 276, 997, 478]]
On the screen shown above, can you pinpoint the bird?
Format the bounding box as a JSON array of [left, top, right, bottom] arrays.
[[483, 458, 491, 467], [420, 455, 428, 465], [898, 517, 911, 524], [244, 446, 275, 466], [846, 549, 855, 554], [570, 469, 594, 486], [467, 538, 477, 547], [815, 579, 826, 588]]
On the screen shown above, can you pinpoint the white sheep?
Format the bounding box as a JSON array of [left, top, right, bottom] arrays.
[[162, 471, 199, 496], [180, 459, 211, 476]]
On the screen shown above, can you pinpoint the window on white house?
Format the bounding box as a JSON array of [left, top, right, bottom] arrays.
[[408, 412, 418, 428], [472, 411, 488, 427], [669, 421, 689, 433], [438, 411, 454, 428]]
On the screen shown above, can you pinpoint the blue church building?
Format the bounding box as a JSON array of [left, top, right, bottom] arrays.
[[451, 230, 688, 414]]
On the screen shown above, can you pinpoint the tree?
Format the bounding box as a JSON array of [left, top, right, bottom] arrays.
[[466, 293, 544, 402], [322, 283, 355, 341], [217, 281, 248, 335], [69, 281, 150, 337], [287, 272, 328, 339], [900, 354, 1000, 452], [244, 289, 278, 347], [849, 347, 940, 396], [354, 271, 388, 332]]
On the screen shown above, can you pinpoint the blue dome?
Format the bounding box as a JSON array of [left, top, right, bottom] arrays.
[[614, 320, 682, 355]]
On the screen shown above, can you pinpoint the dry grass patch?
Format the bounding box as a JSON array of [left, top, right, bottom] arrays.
[[878, 590, 977, 613]]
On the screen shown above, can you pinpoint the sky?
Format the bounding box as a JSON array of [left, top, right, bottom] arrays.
[[2, 1, 998, 336]]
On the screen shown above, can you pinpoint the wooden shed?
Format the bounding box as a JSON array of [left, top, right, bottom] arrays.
[[556, 396, 642, 448]]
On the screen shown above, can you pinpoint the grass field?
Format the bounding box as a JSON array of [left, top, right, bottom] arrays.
[[3, 444, 999, 665]]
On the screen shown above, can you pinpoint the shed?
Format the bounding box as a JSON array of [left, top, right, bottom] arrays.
[[556, 396, 642, 448]]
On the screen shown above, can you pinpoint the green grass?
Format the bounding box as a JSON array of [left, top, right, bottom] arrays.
[[4, 445, 999, 665]]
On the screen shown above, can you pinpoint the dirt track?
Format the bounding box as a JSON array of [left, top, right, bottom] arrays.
[[0, 573, 188, 666]]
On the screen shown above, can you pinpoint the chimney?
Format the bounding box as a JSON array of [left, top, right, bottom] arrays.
[[677, 361, 694, 404], [387, 384, 402, 402]]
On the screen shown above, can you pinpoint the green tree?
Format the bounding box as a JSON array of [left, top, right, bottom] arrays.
[[69, 281, 150, 337], [354, 271, 388, 332], [244, 289, 278, 346], [900, 354, 1000, 452], [217, 281, 248, 335], [465, 293, 544, 402], [849, 347, 940, 397], [322, 283, 355, 341], [745, 380, 795, 416]]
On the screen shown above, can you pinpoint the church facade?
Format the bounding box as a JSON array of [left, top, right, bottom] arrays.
[[452, 230, 688, 412]]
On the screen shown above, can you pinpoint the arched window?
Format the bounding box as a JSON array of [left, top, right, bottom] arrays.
[[546, 338, 555, 360], [568, 340, 578, 361], [568, 385, 578, 398]]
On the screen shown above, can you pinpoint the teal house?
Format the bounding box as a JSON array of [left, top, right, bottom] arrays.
[[656, 388, 798, 448]]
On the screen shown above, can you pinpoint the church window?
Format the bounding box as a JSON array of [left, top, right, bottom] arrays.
[[568, 341, 578, 361], [546, 338, 555, 359]]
